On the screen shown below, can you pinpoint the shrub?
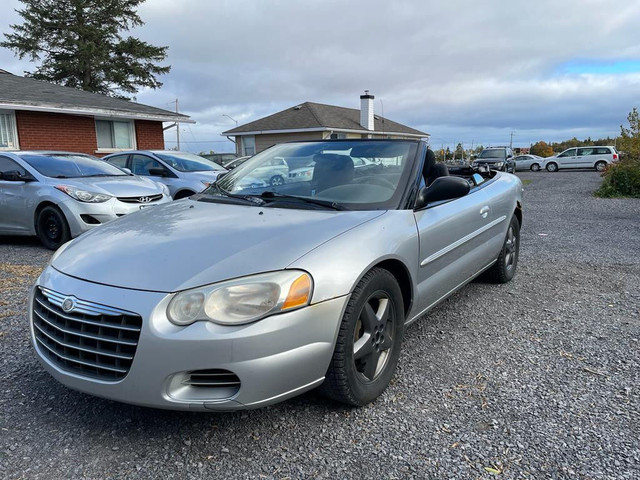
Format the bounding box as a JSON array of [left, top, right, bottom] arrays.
[[595, 159, 640, 198]]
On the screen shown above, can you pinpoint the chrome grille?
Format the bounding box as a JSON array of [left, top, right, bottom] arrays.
[[32, 287, 142, 381], [117, 193, 163, 204], [183, 369, 241, 394]]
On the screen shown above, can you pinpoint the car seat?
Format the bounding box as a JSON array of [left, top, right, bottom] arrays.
[[423, 149, 449, 186], [311, 154, 355, 192]]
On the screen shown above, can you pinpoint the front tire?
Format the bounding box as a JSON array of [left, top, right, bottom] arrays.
[[36, 206, 70, 250], [320, 268, 404, 406], [546, 162, 558, 172], [530, 163, 540, 172], [269, 175, 285, 187], [483, 215, 520, 283]]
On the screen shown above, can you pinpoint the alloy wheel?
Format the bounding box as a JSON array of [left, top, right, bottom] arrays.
[[504, 225, 517, 271], [353, 291, 395, 382]]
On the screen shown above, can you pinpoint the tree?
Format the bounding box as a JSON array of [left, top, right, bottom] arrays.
[[1, 0, 170, 98], [530, 141, 554, 157], [618, 107, 640, 160]]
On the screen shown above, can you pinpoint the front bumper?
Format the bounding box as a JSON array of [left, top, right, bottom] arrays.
[[30, 267, 348, 411], [59, 195, 171, 237]]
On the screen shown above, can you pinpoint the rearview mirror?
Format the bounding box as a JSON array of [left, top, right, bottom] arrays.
[[415, 176, 471, 209], [148, 167, 167, 177]]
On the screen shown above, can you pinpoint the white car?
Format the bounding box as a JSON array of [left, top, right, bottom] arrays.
[[541, 146, 619, 172], [513, 155, 543, 172]]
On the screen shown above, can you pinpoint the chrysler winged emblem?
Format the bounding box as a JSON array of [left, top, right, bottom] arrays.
[[61, 297, 76, 313]]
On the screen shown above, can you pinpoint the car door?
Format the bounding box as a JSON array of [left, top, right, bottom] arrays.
[[0, 156, 36, 233], [576, 148, 595, 168], [413, 186, 495, 315], [556, 148, 577, 168]]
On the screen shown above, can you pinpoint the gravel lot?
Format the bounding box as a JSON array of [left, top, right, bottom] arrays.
[[1, 171, 638, 479]]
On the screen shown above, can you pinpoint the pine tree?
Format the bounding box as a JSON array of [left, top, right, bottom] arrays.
[[1, 0, 170, 98], [619, 107, 640, 160]]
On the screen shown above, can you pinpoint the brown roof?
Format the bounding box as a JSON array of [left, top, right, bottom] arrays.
[[222, 101, 427, 136]]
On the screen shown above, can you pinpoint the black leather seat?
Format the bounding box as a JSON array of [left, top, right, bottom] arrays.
[[312, 154, 355, 192], [422, 148, 449, 186]]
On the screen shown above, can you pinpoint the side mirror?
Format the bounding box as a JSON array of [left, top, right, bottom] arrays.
[[415, 176, 471, 209], [216, 171, 228, 179], [1, 170, 34, 182], [148, 167, 167, 177], [121, 167, 132, 175]]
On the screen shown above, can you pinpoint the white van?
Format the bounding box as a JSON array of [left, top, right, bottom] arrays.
[[542, 146, 619, 172]]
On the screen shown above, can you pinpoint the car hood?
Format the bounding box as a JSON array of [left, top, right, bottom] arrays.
[[181, 170, 225, 181], [474, 159, 505, 163], [45, 175, 163, 196], [52, 200, 385, 292]]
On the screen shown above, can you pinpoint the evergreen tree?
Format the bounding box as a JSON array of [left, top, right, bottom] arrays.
[[619, 107, 640, 160], [1, 0, 170, 98]]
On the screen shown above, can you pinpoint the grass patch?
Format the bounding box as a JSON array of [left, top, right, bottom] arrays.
[[521, 179, 533, 186], [595, 159, 640, 198]]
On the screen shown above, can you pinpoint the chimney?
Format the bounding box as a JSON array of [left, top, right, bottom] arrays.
[[360, 90, 375, 131]]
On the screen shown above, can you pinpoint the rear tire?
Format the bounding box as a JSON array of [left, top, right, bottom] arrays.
[[320, 268, 404, 406], [530, 163, 540, 172], [595, 161, 607, 172], [483, 215, 520, 284], [36, 206, 70, 250], [269, 175, 285, 187], [546, 162, 558, 172]]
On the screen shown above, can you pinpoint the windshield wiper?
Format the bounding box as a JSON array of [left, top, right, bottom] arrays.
[[259, 191, 347, 211], [199, 183, 264, 205], [82, 174, 122, 177]]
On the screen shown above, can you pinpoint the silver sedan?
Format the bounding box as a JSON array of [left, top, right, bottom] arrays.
[[29, 140, 523, 410], [0, 151, 170, 249], [513, 154, 543, 172]]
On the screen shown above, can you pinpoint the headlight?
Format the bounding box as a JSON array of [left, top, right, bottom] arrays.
[[167, 270, 313, 326], [160, 183, 170, 196], [493, 162, 504, 168], [55, 185, 112, 203]]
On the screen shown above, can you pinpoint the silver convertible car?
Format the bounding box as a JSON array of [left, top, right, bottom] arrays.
[[29, 140, 523, 410], [0, 151, 170, 249]]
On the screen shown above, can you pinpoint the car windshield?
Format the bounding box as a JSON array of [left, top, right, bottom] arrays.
[[155, 152, 224, 172], [478, 149, 506, 159], [20, 154, 128, 178], [204, 140, 418, 210]]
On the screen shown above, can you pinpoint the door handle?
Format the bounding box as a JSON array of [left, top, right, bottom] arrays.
[[480, 206, 490, 218]]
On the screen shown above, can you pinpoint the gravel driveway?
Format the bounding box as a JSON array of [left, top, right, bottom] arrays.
[[1, 171, 638, 479]]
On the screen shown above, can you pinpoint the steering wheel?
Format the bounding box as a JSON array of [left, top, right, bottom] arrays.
[[353, 176, 396, 189]]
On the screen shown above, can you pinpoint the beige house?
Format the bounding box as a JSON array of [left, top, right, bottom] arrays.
[[222, 92, 428, 155]]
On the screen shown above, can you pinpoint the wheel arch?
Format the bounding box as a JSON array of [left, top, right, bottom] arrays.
[[355, 258, 414, 319], [173, 189, 195, 200], [514, 201, 523, 228]]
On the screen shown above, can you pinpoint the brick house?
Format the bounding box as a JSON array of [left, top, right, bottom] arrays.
[[0, 70, 192, 156], [223, 92, 428, 155]]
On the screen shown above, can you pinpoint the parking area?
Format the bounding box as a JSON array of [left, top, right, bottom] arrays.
[[1, 171, 639, 479]]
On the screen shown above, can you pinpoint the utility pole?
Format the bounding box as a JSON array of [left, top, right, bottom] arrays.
[[510, 131, 514, 149], [175, 99, 180, 151]]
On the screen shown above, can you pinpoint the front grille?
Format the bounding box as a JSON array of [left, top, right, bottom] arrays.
[[183, 369, 241, 394], [117, 193, 163, 204], [32, 287, 142, 381]]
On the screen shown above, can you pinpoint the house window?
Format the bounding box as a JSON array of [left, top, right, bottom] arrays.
[[0, 111, 19, 150], [242, 135, 255, 156], [330, 133, 347, 139], [95, 119, 135, 150]]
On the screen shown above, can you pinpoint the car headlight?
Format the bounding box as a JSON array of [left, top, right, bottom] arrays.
[[55, 185, 112, 203], [167, 270, 313, 326], [160, 183, 170, 196], [493, 162, 504, 168]]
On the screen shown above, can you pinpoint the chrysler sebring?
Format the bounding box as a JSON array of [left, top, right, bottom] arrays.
[[29, 140, 523, 410]]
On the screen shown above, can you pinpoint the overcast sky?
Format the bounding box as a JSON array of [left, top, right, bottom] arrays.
[[1, 0, 640, 153]]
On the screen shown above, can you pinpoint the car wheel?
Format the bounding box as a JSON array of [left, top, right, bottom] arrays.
[[36, 206, 71, 250], [595, 161, 607, 172], [546, 162, 558, 172], [269, 175, 285, 187], [320, 267, 404, 406], [530, 163, 540, 172], [173, 190, 194, 200], [483, 215, 520, 284]]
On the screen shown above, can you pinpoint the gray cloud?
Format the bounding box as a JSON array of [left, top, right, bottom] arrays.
[[2, 0, 639, 152]]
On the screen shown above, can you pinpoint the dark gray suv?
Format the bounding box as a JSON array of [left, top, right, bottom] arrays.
[[473, 147, 515, 173]]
